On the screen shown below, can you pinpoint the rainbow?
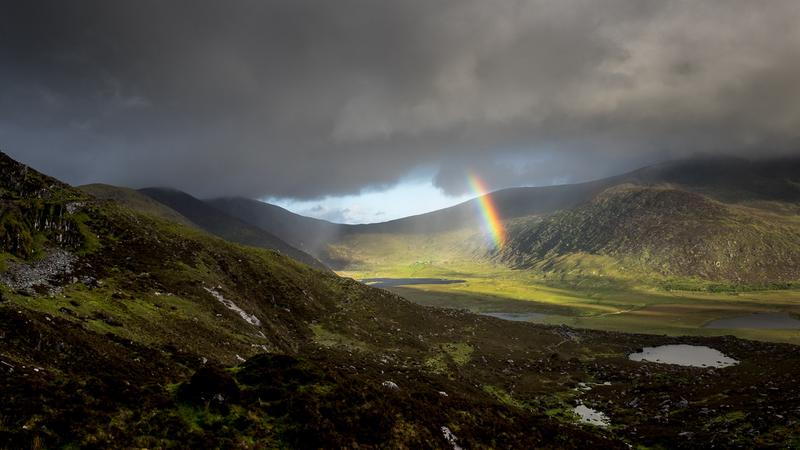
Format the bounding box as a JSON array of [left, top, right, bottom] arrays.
[[467, 173, 506, 248]]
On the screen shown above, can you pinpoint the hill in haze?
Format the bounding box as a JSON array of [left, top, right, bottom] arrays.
[[212, 156, 800, 285], [208, 196, 343, 255], [136, 187, 329, 271]]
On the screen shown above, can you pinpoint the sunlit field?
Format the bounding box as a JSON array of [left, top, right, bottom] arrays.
[[340, 261, 800, 345]]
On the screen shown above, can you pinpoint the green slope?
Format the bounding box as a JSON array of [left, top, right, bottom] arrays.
[[0, 151, 631, 447], [3, 151, 800, 448], [498, 184, 800, 284], [79, 183, 198, 228]]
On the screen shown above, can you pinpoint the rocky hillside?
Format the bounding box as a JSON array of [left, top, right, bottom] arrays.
[[0, 153, 89, 259], [497, 185, 800, 284], [2, 152, 800, 448]]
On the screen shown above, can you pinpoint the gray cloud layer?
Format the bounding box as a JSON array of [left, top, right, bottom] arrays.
[[2, 0, 799, 197]]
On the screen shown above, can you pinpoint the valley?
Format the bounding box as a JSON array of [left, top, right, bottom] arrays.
[[341, 262, 800, 345], [6, 3, 800, 447], [2, 153, 800, 448], [305, 160, 800, 346]]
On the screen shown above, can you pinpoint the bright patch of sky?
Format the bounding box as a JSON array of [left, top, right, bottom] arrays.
[[267, 179, 472, 224]]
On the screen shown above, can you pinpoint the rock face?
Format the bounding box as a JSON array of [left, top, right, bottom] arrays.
[[0, 153, 89, 258], [0, 202, 83, 257], [0, 152, 70, 199]]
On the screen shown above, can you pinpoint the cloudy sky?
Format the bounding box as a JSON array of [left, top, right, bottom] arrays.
[[2, 0, 799, 222]]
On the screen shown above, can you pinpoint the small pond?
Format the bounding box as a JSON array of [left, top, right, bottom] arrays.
[[573, 404, 610, 427], [480, 312, 550, 322], [361, 278, 466, 288], [629, 344, 738, 368], [704, 312, 800, 330]]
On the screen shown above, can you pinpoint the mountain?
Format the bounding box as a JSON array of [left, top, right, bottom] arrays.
[[623, 156, 800, 204], [208, 196, 343, 255], [79, 183, 197, 228], [213, 157, 800, 239], [497, 184, 800, 284], [211, 156, 800, 285], [328, 156, 800, 284], [344, 156, 800, 236], [138, 187, 328, 271], [2, 151, 800, 447]]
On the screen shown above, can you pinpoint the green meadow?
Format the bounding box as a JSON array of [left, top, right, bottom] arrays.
[[339, 258, 800, 345]]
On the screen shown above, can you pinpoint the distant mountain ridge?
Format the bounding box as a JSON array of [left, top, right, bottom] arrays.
[[210, 155, 800, 285], [138, 188, 329, 271], [497, 184, 800, 283], [72, 155, 800, 285], [214, 156, 800, 238], [207, 197, 342, 255], [79, 184, 198, 229]]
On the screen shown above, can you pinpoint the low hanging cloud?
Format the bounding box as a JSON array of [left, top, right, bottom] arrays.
[[1, 0, 799, 198]]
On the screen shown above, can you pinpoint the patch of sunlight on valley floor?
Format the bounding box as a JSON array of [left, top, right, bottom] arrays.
[[339, 264, 800, 345]]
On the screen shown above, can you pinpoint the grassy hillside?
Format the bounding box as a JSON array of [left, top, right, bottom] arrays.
[[139, 187, 329, 271], [3, 153, 800, 447], [498, 184, 800, 284], [80, 183, 197, 228]]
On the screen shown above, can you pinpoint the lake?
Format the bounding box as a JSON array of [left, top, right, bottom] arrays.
[[629, 344, 738, 368], [704, 312, 800, 330], [361, 277, 466, 288]]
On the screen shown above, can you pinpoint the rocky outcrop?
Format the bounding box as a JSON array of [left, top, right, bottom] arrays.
[[0, 248, 77, 295], [0, 151, 71, 199], [0, 152, 89, 258]]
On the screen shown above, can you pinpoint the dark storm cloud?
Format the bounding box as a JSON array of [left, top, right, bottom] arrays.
[[2, 0, 799, 198]]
